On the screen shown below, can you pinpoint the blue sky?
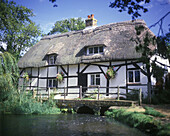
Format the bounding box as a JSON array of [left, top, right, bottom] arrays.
[[13, 0, 170, 35]]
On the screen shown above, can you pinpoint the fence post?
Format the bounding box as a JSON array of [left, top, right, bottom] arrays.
[[139, 88, 142, 106], [98, 85, 100, 100], [79, 86, 82, 99], [117, 86, 120, 100], [33, 89, 36, 99], [40, 92, 42, 103], [48, 87, 50, 99], [64, 86, 66, 99]]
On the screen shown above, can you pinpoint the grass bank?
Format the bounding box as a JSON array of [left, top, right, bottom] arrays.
[[105, 108, 169, 136]]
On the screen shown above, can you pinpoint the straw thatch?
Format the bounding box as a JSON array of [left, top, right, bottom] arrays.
[[18, 19, 152, 68]]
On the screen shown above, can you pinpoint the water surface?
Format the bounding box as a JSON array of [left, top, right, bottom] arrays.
[[0, 114, 147, 136]]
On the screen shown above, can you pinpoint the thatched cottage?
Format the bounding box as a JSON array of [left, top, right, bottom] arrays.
[[18, 15, 159, 99]]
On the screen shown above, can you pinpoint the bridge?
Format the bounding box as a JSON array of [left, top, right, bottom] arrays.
[[30, 85, 142, 114], [56, 99, 138, 115]]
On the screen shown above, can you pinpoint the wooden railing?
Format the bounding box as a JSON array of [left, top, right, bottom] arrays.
[[20, 85, 142, 105]]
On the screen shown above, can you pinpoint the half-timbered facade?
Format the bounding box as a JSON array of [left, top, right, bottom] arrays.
[[18, 15, 158, 99]]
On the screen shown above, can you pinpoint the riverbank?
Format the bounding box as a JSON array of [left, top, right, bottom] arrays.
[[104, 105, 170, 136]]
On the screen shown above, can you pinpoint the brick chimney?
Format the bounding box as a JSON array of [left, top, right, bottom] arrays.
[[85, 14, 97, 27]]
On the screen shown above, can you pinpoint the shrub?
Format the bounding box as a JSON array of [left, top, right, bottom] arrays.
[[158, 123, 170, 136], [2, 91, 61, 115], [151, 89, 170, 104]]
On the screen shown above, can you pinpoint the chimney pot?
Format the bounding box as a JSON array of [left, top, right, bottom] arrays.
[[85, 14, 97, 28]]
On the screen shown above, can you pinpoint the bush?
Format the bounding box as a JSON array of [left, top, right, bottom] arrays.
[[158, 123, 170, 136], [151, 89, 170, 104], [2, 91, 61, 115]]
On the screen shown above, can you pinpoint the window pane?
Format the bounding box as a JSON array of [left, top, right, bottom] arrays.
[[94, 47, 98, 53], [50, 59, 54, 65], [49, 80, 52, 87], [96, 78, 100, 85], [49, 56, 54, 65], [53, 80, 56, 87], [99, 46, 103, 53], [89, 48, 93, 54], [91, 75, 95, 85], [135, 71, 140, 82], [129, 71, 133, 82]]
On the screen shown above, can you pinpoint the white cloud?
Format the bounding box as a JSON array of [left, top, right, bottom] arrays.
[[41, 22, 55, 34], [139, 1, 153, 9]]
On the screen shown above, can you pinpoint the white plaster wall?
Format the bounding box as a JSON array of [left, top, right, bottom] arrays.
[[69, 65, 78, 76], [39, 67, 47, 77], [32, 68, 38, 76], [31, 78, 37, 86], [49, 66, 57, 77], [58, 78, 67, 88], [39, 79, 46, 87], [128, 85, 148, 98], [83, 65, 101, 73], [68, 78, 77, 86], [151, 55, 170, 72]]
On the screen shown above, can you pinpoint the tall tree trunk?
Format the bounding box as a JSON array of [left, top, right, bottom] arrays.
[[147, 66, 152, 103]]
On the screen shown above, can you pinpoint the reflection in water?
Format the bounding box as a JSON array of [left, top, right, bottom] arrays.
[[0, 114, 147, 136]]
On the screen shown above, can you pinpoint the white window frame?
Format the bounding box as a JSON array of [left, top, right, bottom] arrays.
[[128, 70, 141, 83], [90, 74, 100, 85], [87, 46, 104, 55], [48, 79, 57, 88], [49, 55, 55, 65]]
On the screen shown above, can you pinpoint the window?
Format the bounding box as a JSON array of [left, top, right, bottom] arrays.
[[90, 74, 100, 85], [128, 70, 140, 83], [48, 79, 57, 88], [87, 46, 104, 55], [49, 55, 55, 65]]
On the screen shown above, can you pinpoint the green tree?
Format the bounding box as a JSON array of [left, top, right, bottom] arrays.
[[0, 52, 19, 102], [0, 0, 41, 60], [109, 0, 150, 19], [47, 17, 85, 35]]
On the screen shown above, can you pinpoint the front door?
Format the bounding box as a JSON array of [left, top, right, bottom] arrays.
[[78, 73, 87, 93]]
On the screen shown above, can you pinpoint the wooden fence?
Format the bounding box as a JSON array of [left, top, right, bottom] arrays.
[[21, 85, 142, 105]]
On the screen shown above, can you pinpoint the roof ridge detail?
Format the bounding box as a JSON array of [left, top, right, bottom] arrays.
[[42, 19, 146, 40]]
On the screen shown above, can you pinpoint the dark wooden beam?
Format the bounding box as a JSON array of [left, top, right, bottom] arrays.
[[106, 62, 111, 96], [116, 66, 121, 72], [125, 60, 128, 95], [77, 63, 80, 86], [60, 65, 68, 75], [57, 65, 58, 88], [30, 68, 32, 90], [98, 66, 106, 76], [80, 64, 90, 74], [84, 63, 109, 68], [132, 63, 148, 76], [20, 68, 25, 75], [37, 67, 40, 94], [46, 67, 49, 91], [67, 64, 69, 95]]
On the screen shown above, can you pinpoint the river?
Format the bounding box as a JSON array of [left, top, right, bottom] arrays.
[[0, 114, 147, 136]]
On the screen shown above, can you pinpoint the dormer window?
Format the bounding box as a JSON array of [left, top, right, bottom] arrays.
[[87, 46, 104, 55], [48, 55, 56, 65]]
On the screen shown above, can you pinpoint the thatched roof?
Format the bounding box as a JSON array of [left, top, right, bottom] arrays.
[[18, 19, 153, 68]]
